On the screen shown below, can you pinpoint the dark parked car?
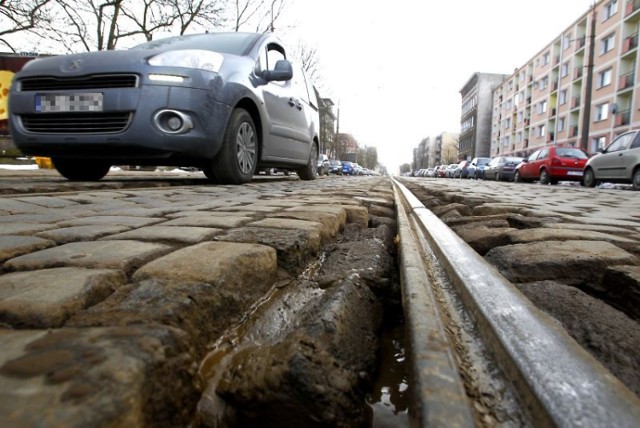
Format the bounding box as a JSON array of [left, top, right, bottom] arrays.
[[342, 161, 355, 175], [483, 156, 524, 181], [583, 130, 640, 190], [515, 146, 589, 184], [467, 157, 491, 179], [8, 32, 320, 184], [328, 159, 343, 175]]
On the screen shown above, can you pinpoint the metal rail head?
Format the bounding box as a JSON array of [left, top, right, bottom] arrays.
[[392, 178, 640, 427]]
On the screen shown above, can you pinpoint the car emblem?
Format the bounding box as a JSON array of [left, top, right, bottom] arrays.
[[63, 59, 84, 72]]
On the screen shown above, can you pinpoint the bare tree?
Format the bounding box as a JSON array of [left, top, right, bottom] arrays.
[[230, 0, 286, 33], [0, 0, 55, 52]]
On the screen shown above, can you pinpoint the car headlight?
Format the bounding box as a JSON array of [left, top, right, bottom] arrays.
[[148, 50, 223, 72]]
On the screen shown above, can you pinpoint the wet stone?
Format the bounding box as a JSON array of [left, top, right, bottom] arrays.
[[68, 279, 252, 358], [0, 236, 55, 264], [13, 196, 80, 209], [215, 227, 320, 275], [248, 218, 329, 241], [132, 241, 277, 289], [270, 210, 343, 239], [56, 215, 166, 228], [212, 275, 383, 428], [4, 240, 172, 275], [515, 280, 640, 396], [484, 240, 639, 286], [100, 225, 222, 244], [0, 199, 49, 214], [601, 265, 640, 322], [0, 267, 126, 328], [451, 226, 517, 256], [0, 223, 58, 236], [342, 205, 369, 228], [36, 225, 133, 244], [162, 215, 252, 228], [0, 326, 197, 427]]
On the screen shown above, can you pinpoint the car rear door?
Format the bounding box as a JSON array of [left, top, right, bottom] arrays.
[[621, 132, 640, 178], [594, 132, 636, 179]]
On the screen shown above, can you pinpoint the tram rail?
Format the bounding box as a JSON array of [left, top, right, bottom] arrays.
[[392, 178, 640, 427]]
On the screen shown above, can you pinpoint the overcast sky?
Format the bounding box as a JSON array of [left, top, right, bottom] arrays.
[[279, 0, 596, 172]]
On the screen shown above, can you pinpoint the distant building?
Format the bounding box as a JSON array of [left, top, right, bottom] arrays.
[[412, 131, 459, 170], [335, 132, 358, 162], [459, 72, 507, 161], [316, 92, 336, 157], [490, 0, 640, 157]]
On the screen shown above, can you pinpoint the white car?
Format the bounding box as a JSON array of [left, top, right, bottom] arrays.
[[583, 130, 640, 190]]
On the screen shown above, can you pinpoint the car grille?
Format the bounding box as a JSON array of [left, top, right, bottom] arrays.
[[19, 74, 138, 91], [21, 113, 132, 133]]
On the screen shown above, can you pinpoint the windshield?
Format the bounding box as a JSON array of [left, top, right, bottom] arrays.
[[132, 32, 262, 56]]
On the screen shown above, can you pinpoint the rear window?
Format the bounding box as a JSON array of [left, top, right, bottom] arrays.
[[556, 148, 588, 159]]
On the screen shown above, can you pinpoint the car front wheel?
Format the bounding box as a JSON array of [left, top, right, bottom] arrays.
[[52, 158, 110, 181], [205, 108, 257, 184], [583, 168, 597, 188], [632, 168, 640, 190], [297, 143, 318, 181]]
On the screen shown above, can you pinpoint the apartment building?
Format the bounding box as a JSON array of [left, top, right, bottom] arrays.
[[412, 131, 460, 170], [491, 0, 640, 157], [460, 73, 508, 160]]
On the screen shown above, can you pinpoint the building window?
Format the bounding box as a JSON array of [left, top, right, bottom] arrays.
[[538, 100, 548, 114], [595, 103, 610, 121], [536, 125, 546, 137], [600, 33, 615, 55], [592, 136, 607, 152], [539, 76, 549, 90], [558, 116, 566, 131], [559, 89, 568, 105], [597, 68, 612, 88], [542, 51, 550, 65], [517, 111, 524, 123], [561, 62, 570, 77], [603, 0, 618, 20], [562, 34, 572, 50]]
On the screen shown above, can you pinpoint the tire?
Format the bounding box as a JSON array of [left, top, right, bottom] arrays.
[[583, 168, 597, 188], [495, 172, 501, 181], [514, 171, 522, 183], [540, 169, 551, 185], [632, 168, 640, 191], [297, 143, 318, 181], [204, 108, 257, 184], [52, 158, 110, 181]]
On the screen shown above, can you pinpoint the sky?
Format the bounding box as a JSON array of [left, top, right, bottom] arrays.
[[277, 0, 596, 173]]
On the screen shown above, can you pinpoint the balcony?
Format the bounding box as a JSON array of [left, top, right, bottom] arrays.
[[574, 67, 583, 79], [576, 36, 586, 49], [569, 125, 579, 137], [549, 108, 557, 117], [626, 0, 640, 16], [614, 109, 631, 127], [618, 71, 636, 90], [571, 96, 581, 109], [622, 33, 638, 53]]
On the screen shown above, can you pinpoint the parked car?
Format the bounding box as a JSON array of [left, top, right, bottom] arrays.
[[328, 160, 343, 175], [483, 156, 524, 181], [317, 154, 329, 176], [425, 168, 435, 177], [583, 130, 640, 190], [454, 160, 470, 178], [467, 157, 491, 179], [9, 32, 320, 184], [434, 165, 445, 177], [342, 161, 355, 175], [515, 146, 589, 184], [444, 163, 458, 178]]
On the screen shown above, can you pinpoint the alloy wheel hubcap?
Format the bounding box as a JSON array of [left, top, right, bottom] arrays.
[[236, 122, 256, 174]]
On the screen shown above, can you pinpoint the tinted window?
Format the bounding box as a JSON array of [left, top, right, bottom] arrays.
[[528, 150, 541, 161], [538, 149, 549, 159]]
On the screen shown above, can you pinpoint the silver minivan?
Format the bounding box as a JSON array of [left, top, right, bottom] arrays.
[[583, 130, 640, 190]]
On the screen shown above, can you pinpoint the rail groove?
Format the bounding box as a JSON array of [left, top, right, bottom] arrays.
[[392, 178, 640, 426]]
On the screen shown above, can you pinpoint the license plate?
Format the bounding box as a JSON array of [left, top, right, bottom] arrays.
[[35, 93, 103, 112], [566, 171, 583, 176]]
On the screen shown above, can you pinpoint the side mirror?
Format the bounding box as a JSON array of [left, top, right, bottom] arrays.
[[262, 59, 293, 82]]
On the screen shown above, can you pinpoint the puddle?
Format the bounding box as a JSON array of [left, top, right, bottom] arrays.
[[366, 309, 410, 427]]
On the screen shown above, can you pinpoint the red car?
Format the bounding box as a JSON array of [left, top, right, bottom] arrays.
[[514, 146, 589, 184]]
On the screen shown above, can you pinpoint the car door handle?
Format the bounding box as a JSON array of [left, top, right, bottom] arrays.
[[295, 101, 303, 110], [288, 98, 296, 107]]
